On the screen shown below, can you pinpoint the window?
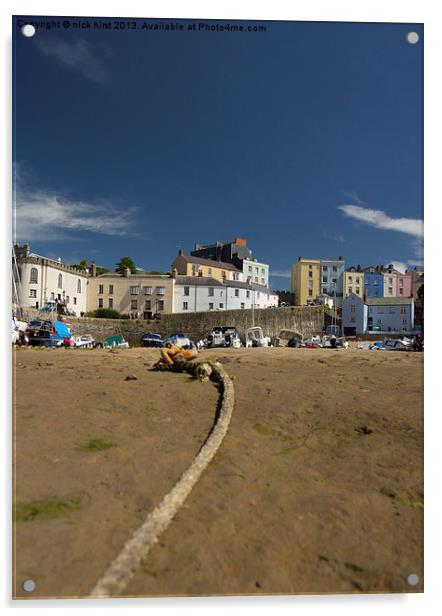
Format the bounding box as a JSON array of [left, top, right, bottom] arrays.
[[257, 292, 261, 299], [308, 289, 313, 296], [145, 300, 151, 310], [261, 278, 265, 285], [73, 297, 77, 305], [156, 287, 165, 295], [208, 287, 214, 296], [332, 278, 337, 283], [389, 307, 395, 314], [209, 302, 214, 310], [322, 287, 327, 294], [350, 305, 356, 313], [322, 276, 328, 283], [219, 303, 224, 309], [130, 286, 140, 295], [108, 298, 113, 308], [388, 287, 393, 295], [379, 307, 384, 314], [348, 276, 353, 283], [388, 278, 393, 284], [308, 279, 313, 288], [349, 287, 353, 294], [58, 273, 62, 289], [309, 271, 313, 278], [262, 268, 265, 274], [356, 277, 360, 284], [65, 296, 69, 304], [374, 278, 379, 285], [30, 268, 38, 283], [356, 287, 360, 294], [248, 266, 252, 273], [183, 301, 188, 310], [399, 288, 404, 295], [235, 289, 239, 297], [233, 272, 239, 281], [400, 306, 407, 314], [377, 318, 382, 325], [29, 289, 37, 298], [333, 266, 337, 272], [131, 299, 138, 310], [99, 284, 104, 294], [109, 285, 114, 295], [399, 278, 404, 286], [255, 267, 259, 274], [50, 292, 55, 300], [98, 298, 103, 308], [246, 290, 250, 298], [184, 286, 190, 296], [374, 289, 379, 296], [143, 286, 152, 295], [192, 265, 197, 275], [240, 302, 245, 309], [402, 318, 408, 326], [77, 279, 82, 293], [157, 300, 164, 311], [350, 316, 356, 323]]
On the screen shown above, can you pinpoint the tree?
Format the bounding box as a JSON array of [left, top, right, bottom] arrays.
[[116, 256, 137, 274], [71, 258, 88, 271]]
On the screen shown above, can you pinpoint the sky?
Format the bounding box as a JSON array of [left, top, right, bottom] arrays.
[[12, 16, 423, 290]]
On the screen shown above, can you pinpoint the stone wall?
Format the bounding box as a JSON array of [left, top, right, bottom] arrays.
[[62, 306, 329, 346]]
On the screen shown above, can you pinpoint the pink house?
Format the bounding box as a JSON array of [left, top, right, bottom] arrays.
[[396, 272, 412, 298]]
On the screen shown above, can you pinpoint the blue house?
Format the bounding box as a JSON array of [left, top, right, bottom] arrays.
[[363, 266, 384, 299]]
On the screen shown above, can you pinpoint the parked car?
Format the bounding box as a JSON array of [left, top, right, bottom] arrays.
[[140, 332, 164, 347]]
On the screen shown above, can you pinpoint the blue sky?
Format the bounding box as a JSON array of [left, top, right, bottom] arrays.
[[13, 17, 423, 289]]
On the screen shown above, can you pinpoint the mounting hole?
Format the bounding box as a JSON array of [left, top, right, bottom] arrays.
[[406, 32, 419, 45], [406, 573, 419, 586], [21, 24, 36, 38], [22, 579, 36, 592]]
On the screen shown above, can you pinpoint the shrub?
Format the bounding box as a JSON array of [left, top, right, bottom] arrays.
[[91, 308, 122, 319]]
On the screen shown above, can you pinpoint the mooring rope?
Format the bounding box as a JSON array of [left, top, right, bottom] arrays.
[[89, 361, 234, 598]]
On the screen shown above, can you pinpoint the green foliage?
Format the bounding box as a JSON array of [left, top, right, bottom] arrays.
[[116, 256, 136, 274], [14, 496, 82, 522], [96, 266, 110, 276], [90, 308, 122, 319], [77, 438, 118, 451]]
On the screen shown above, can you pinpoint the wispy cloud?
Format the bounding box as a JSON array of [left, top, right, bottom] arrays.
[[338, 205, 423, 239], [270, 270, 291, 278], [13, 172, 138, 242], [35, 36, 111, 84], [387, 260, 407, 274], [342, 191, 365, 205]]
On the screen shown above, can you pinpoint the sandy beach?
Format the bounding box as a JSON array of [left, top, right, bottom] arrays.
[[13, 346, 423, 598]]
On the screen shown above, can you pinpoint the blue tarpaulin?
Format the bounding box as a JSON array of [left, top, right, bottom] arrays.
[[54, 321, 71, 339]]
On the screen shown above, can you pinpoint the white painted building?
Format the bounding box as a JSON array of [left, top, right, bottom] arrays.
[[342, 293, 414, 335], [342, 293, 368, 335], [242, 258, 269, 288], [13, 245, 88, 316], [174, 276, 279, 313]]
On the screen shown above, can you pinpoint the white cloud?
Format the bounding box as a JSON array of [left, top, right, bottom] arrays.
[[342, 191, 365, 205], [388, 261, 407, 274], [13, 180, 137, 242], [270, 270, 291, 278], [35, 36, 110, 84], [338, 205, 423, 239]]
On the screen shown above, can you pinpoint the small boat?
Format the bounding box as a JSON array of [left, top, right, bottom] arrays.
[[140, 332, 163, 348], [383, 338, 411, 352], [245, 327, 271, 348], [103, 335, 129, 349], [203, 327, 242, 349]]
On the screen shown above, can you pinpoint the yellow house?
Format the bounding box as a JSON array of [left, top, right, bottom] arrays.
[[343, 268, 364, 299], [171, 250, 243, 283], [291, 258, 321, 305]]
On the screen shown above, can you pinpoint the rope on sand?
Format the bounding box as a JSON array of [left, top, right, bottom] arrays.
[[89, 361, 234, 598]]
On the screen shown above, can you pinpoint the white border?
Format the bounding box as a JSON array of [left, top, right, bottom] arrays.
[[2, 2, 440, 615]]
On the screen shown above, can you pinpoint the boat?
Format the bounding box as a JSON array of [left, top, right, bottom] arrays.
[[162, 333, 195, 350], [383, 338, 412, 352], [103, 335, 129, 349], [203, 326, 242, 349], [140, 332, 163, 347], [245, 327, 271, 348]]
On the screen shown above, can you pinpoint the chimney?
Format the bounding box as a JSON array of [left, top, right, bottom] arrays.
[[123, 267, 131, 277], [172, 268, 178, 279], [178, 248, 184, 256], [91, 262, 97, 277], [338, 255, 344, 261], [234, 237, 247, 246]]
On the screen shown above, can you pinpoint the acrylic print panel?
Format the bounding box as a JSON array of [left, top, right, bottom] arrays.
[[12, 15, 424, 599]]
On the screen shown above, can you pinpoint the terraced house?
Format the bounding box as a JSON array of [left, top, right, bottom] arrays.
[[86, 265, 174, 319]]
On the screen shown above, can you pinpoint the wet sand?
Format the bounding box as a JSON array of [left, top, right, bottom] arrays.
[[13, 346, 423, 598]]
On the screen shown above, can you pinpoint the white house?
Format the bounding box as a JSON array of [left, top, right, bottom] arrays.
[[242, 257, 269, 288], [13, 245, 88, 316], [174, 276, 279, 313]]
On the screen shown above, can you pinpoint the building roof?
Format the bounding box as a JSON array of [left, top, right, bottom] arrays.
[[224, 280, 277, 294], [175, 276, 224, 287], [174, 254, 241, 272], [95, 272, 172, 280], [366, 297, 413, 306]]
